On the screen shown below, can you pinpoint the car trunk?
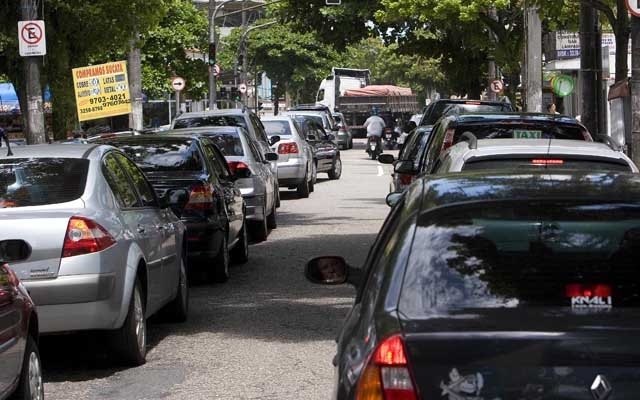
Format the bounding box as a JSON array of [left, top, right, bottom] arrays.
[[0, 210, 81, 281], [402, 311, 640, 399]]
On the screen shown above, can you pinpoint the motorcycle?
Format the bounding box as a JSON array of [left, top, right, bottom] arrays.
[[366, 135, 383, 160], [383, 127, 398, 150]]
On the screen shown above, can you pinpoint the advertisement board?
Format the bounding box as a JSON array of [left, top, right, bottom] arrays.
[[72, 61, 131, 121]]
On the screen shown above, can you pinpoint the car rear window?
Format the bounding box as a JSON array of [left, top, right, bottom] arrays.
[[423, 102, 513, 125], [0, 158, 88, 207], [173, 115, 247, 130], [462, 157, 632, 172], [263, 121, 292, 138], [399, 201, 640, 318], [203, 132, 244, 156], [455, 122, 589, 141], [111, 138, 204, 172]]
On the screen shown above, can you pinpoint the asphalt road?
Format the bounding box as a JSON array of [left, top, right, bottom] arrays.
[[42, 139, 397, 400]]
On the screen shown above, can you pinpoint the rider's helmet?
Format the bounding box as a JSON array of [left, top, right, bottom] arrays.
[[370, 106, 379, 116]]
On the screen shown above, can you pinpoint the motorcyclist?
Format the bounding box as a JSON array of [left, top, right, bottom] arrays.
[[363, 108, 385, 154]]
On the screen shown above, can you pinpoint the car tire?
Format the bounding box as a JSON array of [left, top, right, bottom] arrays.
[[250, 207, 269, 242], [231, 219, 249, 264], [328, 156, 342, 180], [349, 139, 353, 149], [266, 200, 277, 229], [112, 278, 146, 366], [311, 160, 318, 185], [308, 172, 315, 193], [275, 183, 281, 208], [11, 334, 44, 400], [211, 233, 230, 283], [296, 172, 310, 198], [163, 257, 189, 322]]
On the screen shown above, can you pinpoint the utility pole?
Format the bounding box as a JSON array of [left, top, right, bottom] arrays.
[[579, 4, 601, 135], [631, 15, 640, 163], [209, 0, 234, 109], [524, 3, 542, 112], [20, 0, 46, 144], [241, 0, 248, 105], [486, 6, 498, 101], [128, 31, 143, 132]]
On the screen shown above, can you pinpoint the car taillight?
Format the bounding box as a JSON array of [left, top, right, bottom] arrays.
[[531, 159, 564, 165], [227, 161, 251, 176], [399, 174, 414, 186], [441, 128, 455, 152], [62, 217, 116, 258], [356, 335, 417, 400], [278, 142, 299, 155], [565, 284, 612, 298], [184, 184, 215, 211], [1, 264, 20, 286]]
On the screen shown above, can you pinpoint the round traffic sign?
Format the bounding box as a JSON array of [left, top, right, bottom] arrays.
[[171, 76, 185, 92], [552, 75, 574, 97], [626, 0, 640, 17], [238, 83, 247, 94], [490, 79, 504, 93], [21, 22, 43, 45], [213, 64, 221, 77]]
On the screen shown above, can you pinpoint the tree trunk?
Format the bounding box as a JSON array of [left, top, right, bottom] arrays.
[[615, 0, 630, 81], [128, 36, 143, 132], [630, 16, 640, 164], [579, 4, 600, 135]]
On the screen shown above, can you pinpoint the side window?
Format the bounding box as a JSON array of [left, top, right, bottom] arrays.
[[203, 140, 231, 180], [102, 153, 139, 208], [247, 138, 263, 162], [115, 153, 158, 207], [422, 123, 445, 173], [250, 114, 269, 143]]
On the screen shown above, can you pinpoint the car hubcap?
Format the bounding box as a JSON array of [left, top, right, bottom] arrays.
[[334, 159, 341, 174], [134, 288, 146, 352], [28, 351, 43, 400]]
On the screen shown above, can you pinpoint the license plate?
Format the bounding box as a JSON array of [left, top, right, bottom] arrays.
[[386, 134, 392, 139], [513, 130, 542, 139]]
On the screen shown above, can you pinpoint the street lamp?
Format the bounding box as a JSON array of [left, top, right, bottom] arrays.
[[208, 0, 235, 109]]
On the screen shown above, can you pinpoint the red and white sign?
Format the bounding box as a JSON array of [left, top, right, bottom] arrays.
[[490, 79, 504, 93], [171, 76, 186, 92], [212, 64, 221, 77], [18, 20, 46, 57], [238, 83, 247, 93], [626, 0, 640, 16]]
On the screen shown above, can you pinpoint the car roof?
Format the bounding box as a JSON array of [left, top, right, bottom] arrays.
[[449, 112, 582, 125], [0, 143, 106, 159], [173, 108, 249, 119], [449, 138, 626, 158], [261, 115, 295, 122], [164, 126, 244, 135], [410, 171, 640, 212]]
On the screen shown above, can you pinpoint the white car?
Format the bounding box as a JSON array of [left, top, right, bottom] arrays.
[[432, 136, 639, 174], [262, 115, 315, 198]]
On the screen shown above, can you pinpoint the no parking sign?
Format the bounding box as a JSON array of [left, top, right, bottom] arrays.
[[18, 20, 46, 56]]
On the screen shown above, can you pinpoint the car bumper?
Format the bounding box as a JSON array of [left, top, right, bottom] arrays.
[[337, 134, 350, 146], [182, 220, 218, 256], [243, 194, 265, 221], [24, 273, 122, 333], [277, 161, 306, 186]]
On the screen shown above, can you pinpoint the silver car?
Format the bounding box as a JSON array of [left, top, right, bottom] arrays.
[[0, 144, 188, 366], [262, 115, 315, 198]]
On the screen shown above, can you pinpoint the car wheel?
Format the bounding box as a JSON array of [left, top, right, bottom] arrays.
[[163, 257, 188, 322], [11, 335, 43, 400], [266, 200, 277, 229], [311, 160, 318, 185], [328, 156, 342, 180], [211, 233, 230, 283], [349, 139, 353, 149], [308, 171, 315, 193], [111, 278, 146, 366], [250, 206, 268, 242], [275, 183, 281, 208], [296, 172, 310, 198], [231, 219, 249, 264]]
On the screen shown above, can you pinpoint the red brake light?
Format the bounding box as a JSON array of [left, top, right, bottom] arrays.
[[277, 142, 299, 155], [1, 264, 20, 286], [356, 335, 417, 400], [531, 159, 564, 165], [399, 174, 414, 186], [184, 184, 215, 211], [227, 161, 251, 176], [565, 284, 612, 298], [62, 217, 116, 258], [441, 128, 455, 152]]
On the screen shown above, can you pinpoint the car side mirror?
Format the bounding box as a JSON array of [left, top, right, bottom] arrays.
[[386, 192, 403, 207], [164, 188, 189, 217], [269, 135, 281, 146], [307, 134, 317, 141], [305, 256, 363, 287], [264, 152, 279, 162], [0, 239, 31, 263], [378, 154, 395, 164], [394, 160, 417, 175]]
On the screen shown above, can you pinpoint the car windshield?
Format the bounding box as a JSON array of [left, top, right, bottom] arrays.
[[399, 200, 640, 318], [203, 132, 244, 156], [173, 115, 247, 130], [111, 138, 204, 172], [263, 121, 292, 138], [0, 158, 88, 207], [455, 121, 588, 141], [462, 157, 632, 172]]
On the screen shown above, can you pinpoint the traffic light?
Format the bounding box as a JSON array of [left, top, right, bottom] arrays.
[[236, 54, 244, 74], [208, 43, 216, 66], [230, 87, 240, 101], [220, 86, 227, 99]]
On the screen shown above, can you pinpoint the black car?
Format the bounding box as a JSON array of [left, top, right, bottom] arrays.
[[418, 98, 515, 127], [291, 115, 342, 180], [378, 125, 433, 193], [306, 170, 640, 399], [95, 134, 248, 283]]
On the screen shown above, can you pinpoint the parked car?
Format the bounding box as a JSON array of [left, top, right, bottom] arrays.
[[170, 108, 280, 207], [163, 127, 278, 242], [286, 106, 339, 145], [261, 115, 315, 198], [331, 112, 353, 150], [306, 170, 640, 399], [289, 115, 342, 180], [432, 136, 639, 174], [0, 144, 188, 365], [94, 134, 249, 280], [378, 125, 433, 193], [418, 98, 515, 127], [0, 239, 43, 399]]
